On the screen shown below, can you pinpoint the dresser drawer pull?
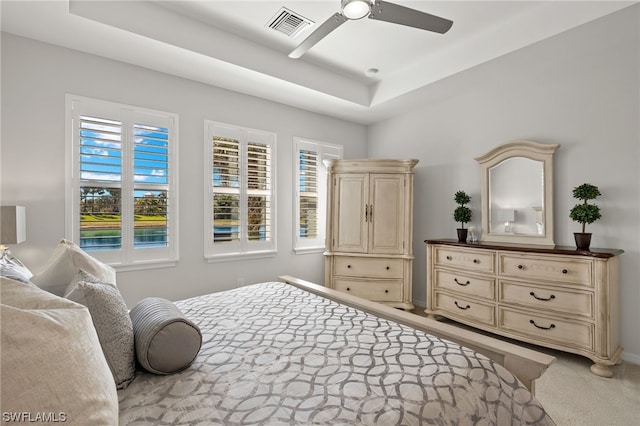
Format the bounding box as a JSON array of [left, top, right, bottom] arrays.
[[529, 319, 556, 330], [386, 266, 390, 270], [346, 287, 350, 291], [517, 264, 524, 270], [562, 269, 568, 274], [454, 278, 471, 286], [529, 291, 556, 301], [454, 301, 471, 310], [347, 265, 352, 269], [473, 259, 480, 264], [385, 289, 389, 293], [446, 255, 452, 260]]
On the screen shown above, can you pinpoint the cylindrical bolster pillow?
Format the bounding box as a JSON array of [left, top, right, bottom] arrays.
[[130, 297, 202, 375]]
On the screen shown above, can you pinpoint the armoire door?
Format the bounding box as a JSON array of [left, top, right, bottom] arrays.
[[332, 173, 369, 253], [368, 174, 405, 254]]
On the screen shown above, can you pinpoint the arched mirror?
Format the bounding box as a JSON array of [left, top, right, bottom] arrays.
[[475, 141, 559, 245]]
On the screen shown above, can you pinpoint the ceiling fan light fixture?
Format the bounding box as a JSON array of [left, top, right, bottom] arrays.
[[341, 0, 371, 20]]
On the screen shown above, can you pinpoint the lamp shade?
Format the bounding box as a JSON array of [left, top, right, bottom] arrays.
[[1, 206, 26, 245]]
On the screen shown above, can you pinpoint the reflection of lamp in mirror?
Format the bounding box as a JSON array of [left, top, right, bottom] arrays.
[[497, 209, 516, 233], [1, 206, 26, 250]]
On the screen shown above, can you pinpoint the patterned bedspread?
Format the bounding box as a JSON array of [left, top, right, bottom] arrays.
[[118, 282, 554, 425]]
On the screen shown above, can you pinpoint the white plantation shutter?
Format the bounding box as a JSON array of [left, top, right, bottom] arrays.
[[247, 141, 272, 242], [299, 149, 319, 239], [67, 95, 178, 269], [78, 115, 123, 250], [212, 137, 241, 244], [293, 138, 343, 252], [132, 122, 171, 249], [205, 121, 276, 260]]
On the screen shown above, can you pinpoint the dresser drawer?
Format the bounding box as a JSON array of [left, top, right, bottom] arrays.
[[434, 246, 495, 274], [434, 292, 495, 326], [499, 253, 592, 287], [499, 281, 593, 318], [499, 308, 593, 351], [334, 278, 403, 301], [434, 270, 495, 300], [334, 257, 404, 279]]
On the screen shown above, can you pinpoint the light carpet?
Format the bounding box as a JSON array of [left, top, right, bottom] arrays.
[[535, 349, 640, 426]]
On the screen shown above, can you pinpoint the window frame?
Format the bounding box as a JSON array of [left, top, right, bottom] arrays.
[[65, 95, 179, 271], [293, 137, 343, 254], [204, 121, 277, 262]]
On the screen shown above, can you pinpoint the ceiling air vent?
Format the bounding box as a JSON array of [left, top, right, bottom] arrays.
[[267, 7, 313, 38]]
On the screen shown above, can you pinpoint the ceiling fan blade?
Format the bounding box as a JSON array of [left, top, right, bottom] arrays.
[[369, 0, 453, 34], [289, 13, 348, 59]]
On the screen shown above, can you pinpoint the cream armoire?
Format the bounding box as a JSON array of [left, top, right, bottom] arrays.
[[324, 159, 418, 309]]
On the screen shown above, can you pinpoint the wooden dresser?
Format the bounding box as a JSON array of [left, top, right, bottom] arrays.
[[425, 239, 623, 377], [324, 159, 418, 310]]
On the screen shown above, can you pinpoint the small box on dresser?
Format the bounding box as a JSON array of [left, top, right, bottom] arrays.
[[425, 239, 623, 377]]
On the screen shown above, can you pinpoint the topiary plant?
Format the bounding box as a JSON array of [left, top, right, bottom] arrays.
[[453, 190, 472, 229], [569, 183, 601, 233]]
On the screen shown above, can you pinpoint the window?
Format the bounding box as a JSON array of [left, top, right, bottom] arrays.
[[205, 121, 276, 260], [293, 137, 343, 253], [66, 95, 178, 269]]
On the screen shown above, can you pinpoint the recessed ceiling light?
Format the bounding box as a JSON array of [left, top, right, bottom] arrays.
[[365, 68, 379, 77]]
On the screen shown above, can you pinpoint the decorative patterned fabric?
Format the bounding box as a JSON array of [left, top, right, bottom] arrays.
[[118, 282, 554, 425], [64, 269, 117, 307], [76, 281, 135, 389]]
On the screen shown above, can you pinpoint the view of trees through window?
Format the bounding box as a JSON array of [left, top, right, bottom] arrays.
[[212, 137, 271, 243], [79, 115, 170, 250]]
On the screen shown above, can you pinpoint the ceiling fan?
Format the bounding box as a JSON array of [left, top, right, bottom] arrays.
[[289, 0, 453, 59]]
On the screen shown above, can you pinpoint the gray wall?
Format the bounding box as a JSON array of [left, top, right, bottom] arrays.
[[2, 5, 639, 364], [368, 6, 640, 362], [0, 33, 368, 305]]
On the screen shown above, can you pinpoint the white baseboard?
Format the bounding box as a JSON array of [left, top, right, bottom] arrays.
[[621, 351, 640, 365]]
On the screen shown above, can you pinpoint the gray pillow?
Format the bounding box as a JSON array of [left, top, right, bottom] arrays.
[[64, 269, 116, 307], [130, 297, 202, 375], [73, 281, 135, 389]]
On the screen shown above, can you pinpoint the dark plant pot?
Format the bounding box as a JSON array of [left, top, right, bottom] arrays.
[[457, 228, 468, 243], [574, 232, 592, 250]]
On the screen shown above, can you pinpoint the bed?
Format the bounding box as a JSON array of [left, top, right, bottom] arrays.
[[1, 241, 555, 425], [117, 277, 555, 425]]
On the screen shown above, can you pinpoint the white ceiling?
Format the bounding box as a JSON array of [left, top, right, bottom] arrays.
[[1, 1, 634, 124]]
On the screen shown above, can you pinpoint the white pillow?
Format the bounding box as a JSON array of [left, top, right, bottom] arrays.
[[31, 239, 116, 296], [0, 277, 119, 424], [0, 249, 33, 283]]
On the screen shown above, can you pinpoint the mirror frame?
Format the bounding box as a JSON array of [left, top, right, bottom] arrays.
[[475, 140, 559, 246]]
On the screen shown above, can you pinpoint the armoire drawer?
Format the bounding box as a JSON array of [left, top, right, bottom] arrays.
[[434, 246, 495, 274], [499, 281, 593, 318], [434, 292, 495, 326], [333, 278, 403, 301], [499, 253, 592, 287], [434, 270, 495, 300], [499, 308, 593, 351], [333, 256, 404, 279]]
